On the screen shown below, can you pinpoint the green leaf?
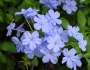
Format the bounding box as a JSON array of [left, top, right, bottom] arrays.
[[0, 51, 6, 63], [0, 15, 4, 23], [83, 52, 90, 58], [6, 14, 13, 21], [87, 64, 90, 70], [0, 42, 17, 53], [60, 18, 69, 29], [86, 40, 90, 53], [82, 6, 90, 16], [77, 10, 86, 29], [88, 17, 90, 27], [0, 0, 4, 6], [3, 0, 11, 2], [85, 0, 90, 4], [25, 0, 33, 4], [7, 7, 16, 15], [41, 5, 49, 14], [33, 57, 38, 67], [85, 58, 90, 70], [14, 15, 22, 22]]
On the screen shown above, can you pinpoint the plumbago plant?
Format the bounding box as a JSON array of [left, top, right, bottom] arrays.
[[5, 0, 90, 70]]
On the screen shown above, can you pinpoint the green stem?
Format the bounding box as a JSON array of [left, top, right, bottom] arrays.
[[25, 18, 33, 32]]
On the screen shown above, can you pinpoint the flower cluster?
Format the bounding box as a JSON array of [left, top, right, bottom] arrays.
[[6, 0, 87, 70], [40, 0, 77, 14]]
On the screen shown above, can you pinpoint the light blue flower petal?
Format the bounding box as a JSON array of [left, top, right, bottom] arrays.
[[50, 56, 58, 64], [34, 16, 41, 23], [52, 51, 61, 56], [32, 31, 39, 38], [40, 47, 50, 55], [22, 39, 30, 45], [47, 44, 54, 50], [29, 41, 36, 50], [62, 57, 68, 64], [55, 19, 62, 24], [62, 48, 68, 56], [34, 23, 42, 30], [69, 48, 76, 56], [66, 60, 73, 69], [42, 55, 50, 63], [27, 51, 34, 59], [12, 36, 20, 45]]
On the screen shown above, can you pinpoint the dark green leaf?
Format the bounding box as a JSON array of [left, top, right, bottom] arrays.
[[77, 10, 86, 29], [3, 0, 11, 2], [60, 18, 69, 29], [41, 5, 48, 14], [88, 17, 90, 27], [0, 51, 6, 63], [0, 0, 4, 6], [0, 42, 17, 53], [82, 6, 90, 16], [85, 0, 90, 4]]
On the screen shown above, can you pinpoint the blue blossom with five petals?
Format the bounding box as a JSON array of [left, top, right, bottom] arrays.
[[45, 9, 62, 26], [68, 25, 79, 37], [62, 48, 82, 70], [34, 14, 49, 33], [47, 34, 65, 52], [40, 47, 61, 64], [22, 31, 42, 50], [62, 0, 77, 14]]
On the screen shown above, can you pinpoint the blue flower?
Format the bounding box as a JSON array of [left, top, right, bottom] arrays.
[[15, 7, 38, 18], [62, 48, 82, 70], [40, 0, 58, 9], [58, 27, 68, 42], [12, 36, 24, 52], [46, 9, 62, 26], [68, 25, 79, 37], [47, 34, 64, 52], [62, 0, 77, 14], [6, 21, 15, 36], [34, 14, 49, 33], [74, 33, 87, 51], [22, 31, 42, 50], [24, 45, 43, 59], [40, 47, 61, 64], [16, 23, 25, 37]]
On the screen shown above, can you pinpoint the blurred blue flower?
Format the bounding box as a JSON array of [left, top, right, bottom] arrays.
[[68, 25, 79, 37], [16, 23, 25, 37], [6, 21, 15, 36], [34, 14, 49, 33], [40, 0, 58, 9], [24, 45, 43, 59], [12, 36, 24, 52], [58, 27, 68, 42], [15, 7, 38, 18], [46, 9, 62, 25], [62, 48, 82, 70], [62, 0, 77, 14], [47, 34, 64, 52], [40, 47, 61, 64], [74, 33, 87, 51], [22, 31, 42, 50]]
